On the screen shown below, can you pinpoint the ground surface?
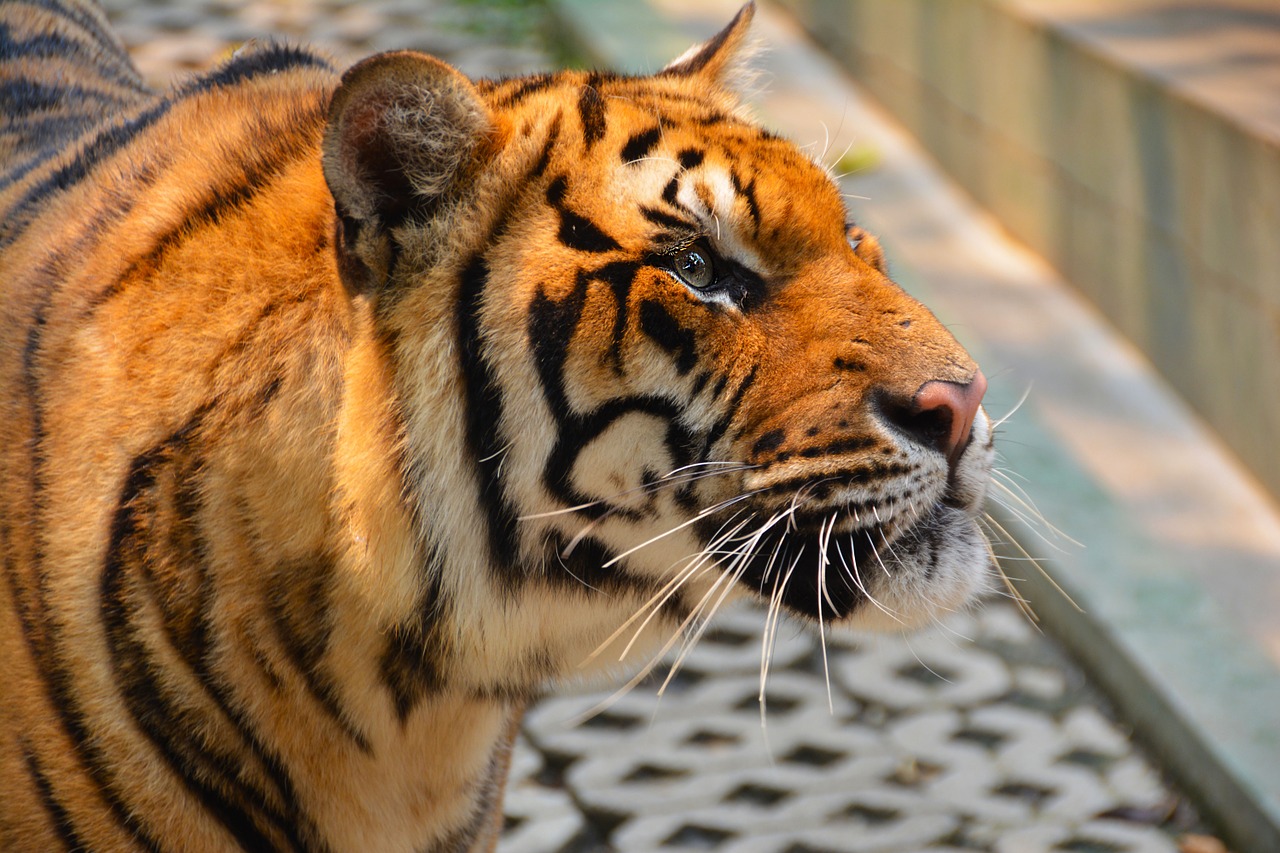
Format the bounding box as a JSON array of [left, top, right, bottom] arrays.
[[96, 1, 1217, 850]]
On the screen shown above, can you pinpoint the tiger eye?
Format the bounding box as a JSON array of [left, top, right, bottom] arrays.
[[673, 245, 714, 290]]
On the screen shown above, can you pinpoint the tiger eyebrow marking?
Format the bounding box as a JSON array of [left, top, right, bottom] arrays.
[[677, 148, 705, 170], [729, 168, 761, 231], [529, 112, 562, 180], [577, 79, 607, 149], [640, 204, 692, 232], [546, 175, 622, 254], [621, 126, 662, 164]]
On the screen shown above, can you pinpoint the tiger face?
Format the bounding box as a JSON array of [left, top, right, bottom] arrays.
[[326, 3, 993, 668]]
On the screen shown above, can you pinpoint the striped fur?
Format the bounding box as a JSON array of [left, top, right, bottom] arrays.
[[0, 2, 995, 850]]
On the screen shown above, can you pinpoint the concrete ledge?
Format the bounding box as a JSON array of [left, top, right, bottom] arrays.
[[775, 0, 1280, 507], [549, 1, 1280, 850]]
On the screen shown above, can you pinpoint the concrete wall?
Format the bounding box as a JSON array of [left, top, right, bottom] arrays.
[[776, 0, 1280, 501]]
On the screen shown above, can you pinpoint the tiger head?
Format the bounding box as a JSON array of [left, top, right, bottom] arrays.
[[323, 4, 993, 678]]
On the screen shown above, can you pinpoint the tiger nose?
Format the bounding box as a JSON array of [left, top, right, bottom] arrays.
[[885, 371, 987, 466]]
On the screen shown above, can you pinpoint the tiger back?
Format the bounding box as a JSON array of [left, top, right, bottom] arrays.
[[0, 2, 995, 850]]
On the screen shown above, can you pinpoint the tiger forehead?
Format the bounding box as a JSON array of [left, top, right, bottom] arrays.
[[487, 72, 849, 263]]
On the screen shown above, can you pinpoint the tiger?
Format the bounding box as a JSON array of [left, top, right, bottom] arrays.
[[0, 1, 995, 850]]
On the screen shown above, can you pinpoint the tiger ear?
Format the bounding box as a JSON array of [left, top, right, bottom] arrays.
[[660, 2, 756, 87], [322, 51, 491, 292]]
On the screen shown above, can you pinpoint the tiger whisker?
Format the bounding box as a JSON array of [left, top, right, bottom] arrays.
[[839, 539, 905, 626], [757, 517, 790, 712], [816, 512, 837, 713], [519, 462, 755, 521], [761, 546, 804, 731], [556, 468, 758, 559], [553, 548, 607, 595], [660, 504, 800, 691], [979, 524, 1041, 626], [981, 512, 1082, 613], [478, 442, 511, 463], [599, 487, 768, 569], [585, 511, 753, 666], [903, 635, 954, 685], [988, 474, 1080, 547], [990, 384, 1033, 431], [868, 527, 894, 580], [621, 154, 682, 169], [573, 517, 756, 722], [986, 492, 1072, 554], [753, 499, 810, 714], [658, 548, 751, 696]]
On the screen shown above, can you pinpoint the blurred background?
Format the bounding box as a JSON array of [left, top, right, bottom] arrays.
[[97, 1, 1279, 851]]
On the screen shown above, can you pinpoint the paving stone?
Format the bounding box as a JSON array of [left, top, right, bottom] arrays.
[[1107, 755, 1175, 809], [500, 737, 585, 853], [836, 630, 1013, 710], [1013, 664, 1068, 700]]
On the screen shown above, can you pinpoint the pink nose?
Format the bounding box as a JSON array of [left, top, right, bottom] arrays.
[[912, 370, 987, 466]]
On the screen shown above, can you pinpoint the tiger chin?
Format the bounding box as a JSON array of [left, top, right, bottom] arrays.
[[0, 1, 993, 850]]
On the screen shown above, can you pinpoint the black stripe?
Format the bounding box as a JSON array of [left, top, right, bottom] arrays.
[[677, 148, 705, 170], [110, 394, 331, 851], [526, 264, 700, 523], [380, 614, 445, 723], [528, 113, 561, 179], [590, 260, 641, 371], [730, 168, 761, 230], [750, 466, 909, 496], [378, 545, 448, 724], [701, 365, 757, 459], [493, 72, 554, 107], [751, 429, 786, 457], [620, 126, 661, 164], [11, 308, 166, 853], [0, 22, 145, 91], [640, 204, 692, 232], [545, 173, 568, 206], [267, 559, 372, 753], [544, 531, 660, 597], [190, 41, 332, 92], [558, 207, 621, 253], [576, 79, 607, 149], [457, 252, 524, 590], [639, 299, 697, 374], [527, 274, 590, 423], [690, 370, 711, 398], [83, 108, 323, 315], [16, 0, 136, 67], [796, 438, 887, 460], [20, 738, 85, 852], [660, 174, 694, 213], [102, 430, 307, 852], [0, 42, 330, 246], [546, 175, 621, 254], [543, 395, 693, 513], [0, 74, 115, 116], [0, 95, 166, 219], [4, 111, 108, 151]]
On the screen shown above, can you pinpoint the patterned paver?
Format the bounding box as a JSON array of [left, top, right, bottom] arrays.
[[96, 2, 1216, 850], [513, 601, 1200, 852]]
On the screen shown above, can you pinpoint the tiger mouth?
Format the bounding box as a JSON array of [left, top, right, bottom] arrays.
[[695, 484, 976, 622]]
